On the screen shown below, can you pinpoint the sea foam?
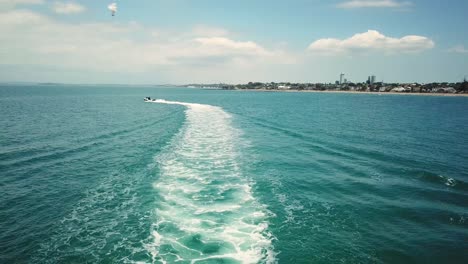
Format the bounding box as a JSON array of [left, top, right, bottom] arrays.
[[146, 100, 276, 263]]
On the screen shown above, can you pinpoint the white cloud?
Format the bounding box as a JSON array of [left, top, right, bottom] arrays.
[[52, 2, 85, 14], [307, 30, 434, 55], [448, 45, 468, 54], [0, 9, 291, 75], [336, 0, 411, 9], [0, 0, 43, 4], [0, 0, 43, 10], [194, 37, 272, 56], [191, 25, 229, 37]]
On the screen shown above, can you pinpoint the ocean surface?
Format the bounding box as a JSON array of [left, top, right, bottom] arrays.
[[1, 85, 467, 263]]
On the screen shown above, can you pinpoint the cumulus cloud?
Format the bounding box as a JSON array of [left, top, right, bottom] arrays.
[[194, 37, 272, 56], [336, 0, 411, 9], [307, 30, 434, 55], [0, 9, 291, 74], [52, 2, 85, 14], [448, 45, 468, 54]]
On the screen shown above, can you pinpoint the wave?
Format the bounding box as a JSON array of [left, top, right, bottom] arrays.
[[146, 100, 276, 263], [0, 111, 177, 173]]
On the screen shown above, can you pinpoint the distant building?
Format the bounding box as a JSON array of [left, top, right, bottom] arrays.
[[412, 86, 422, 93], [367, 75, 376, 85], [433, 87, 456, 93], [340, 73, 345, 85], [391, 87, 406, 92]]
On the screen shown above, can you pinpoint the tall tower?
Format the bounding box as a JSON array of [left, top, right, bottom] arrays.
[[370, 75, 376, 85], [340, 73, 345, 85]]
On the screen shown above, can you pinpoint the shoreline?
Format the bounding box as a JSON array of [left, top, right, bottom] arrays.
[[228, 89, 468, 97]]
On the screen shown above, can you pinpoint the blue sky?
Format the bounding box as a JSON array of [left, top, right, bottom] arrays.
[[0, 0, 467, 84]]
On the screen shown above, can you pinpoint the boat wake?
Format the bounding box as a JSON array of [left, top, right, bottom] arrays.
[[145, 99, 276, 263]]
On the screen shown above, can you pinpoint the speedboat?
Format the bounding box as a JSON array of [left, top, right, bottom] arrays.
[[144, 97, 151, 102]]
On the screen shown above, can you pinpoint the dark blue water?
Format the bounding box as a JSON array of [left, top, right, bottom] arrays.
[[1, 85, 467, 263]]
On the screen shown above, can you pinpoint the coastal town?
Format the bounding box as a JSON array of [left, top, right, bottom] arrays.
[[185, 74, 468, 94]]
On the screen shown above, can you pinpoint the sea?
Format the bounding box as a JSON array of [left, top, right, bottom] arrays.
[[1, 85, 467, 264]]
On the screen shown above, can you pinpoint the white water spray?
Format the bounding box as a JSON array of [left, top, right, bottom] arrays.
[[146, 99, 276, 263]]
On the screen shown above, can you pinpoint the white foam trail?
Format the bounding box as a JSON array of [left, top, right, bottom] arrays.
[[146, 99, 276, 263]]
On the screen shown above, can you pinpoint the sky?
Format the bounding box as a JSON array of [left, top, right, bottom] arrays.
[[0, 0, 467, 84]]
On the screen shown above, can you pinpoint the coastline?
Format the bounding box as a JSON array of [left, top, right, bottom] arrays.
[[229, 89, 468, 97]]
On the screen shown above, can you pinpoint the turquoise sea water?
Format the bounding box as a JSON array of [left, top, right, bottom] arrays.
[[1, 85, 467, 263]]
